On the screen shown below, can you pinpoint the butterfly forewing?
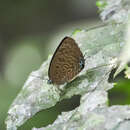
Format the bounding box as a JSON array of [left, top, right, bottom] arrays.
[[48, 37, 84, 85]]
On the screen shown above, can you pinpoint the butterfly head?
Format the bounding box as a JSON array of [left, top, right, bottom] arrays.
[[47, 79, 52, 84], [79, 57, 85, 71]]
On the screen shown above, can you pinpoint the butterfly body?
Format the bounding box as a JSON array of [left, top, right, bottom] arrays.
[[48, 37, 85, 85]]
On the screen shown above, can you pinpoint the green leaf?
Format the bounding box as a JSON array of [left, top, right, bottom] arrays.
[[5, 23, 125, 130]]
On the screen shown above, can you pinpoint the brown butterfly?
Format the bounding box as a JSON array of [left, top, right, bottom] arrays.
[[48, 37, 85, 85]]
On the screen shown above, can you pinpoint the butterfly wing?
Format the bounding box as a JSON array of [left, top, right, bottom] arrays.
[[48, 37, 84, 85]]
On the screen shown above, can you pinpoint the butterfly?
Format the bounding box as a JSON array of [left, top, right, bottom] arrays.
[[48, 37, 85, 85]]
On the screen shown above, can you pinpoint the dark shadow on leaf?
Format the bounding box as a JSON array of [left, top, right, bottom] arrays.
[[19, 95, 81, 130]]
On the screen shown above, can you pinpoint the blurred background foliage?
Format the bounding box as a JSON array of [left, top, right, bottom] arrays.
[[0, 0, 129, 130]]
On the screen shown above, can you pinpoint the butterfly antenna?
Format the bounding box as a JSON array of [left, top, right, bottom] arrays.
[[86, 24, 107, 31], [83, 52, 90, 62]]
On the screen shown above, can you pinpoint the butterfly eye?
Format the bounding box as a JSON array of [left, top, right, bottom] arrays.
[[79, 58, 85, 70], [47, 79, 52, 84]]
